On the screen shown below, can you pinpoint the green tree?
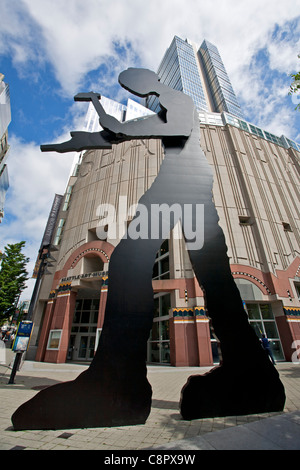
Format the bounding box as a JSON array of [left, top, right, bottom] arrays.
[[289, 54, 300, 111], [0, 242, 29, 323]]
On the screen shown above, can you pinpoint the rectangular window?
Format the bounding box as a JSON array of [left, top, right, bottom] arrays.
[[53, 218, 65, 245], [295, 284, 300, 301], [47, 330, 62, 350], [62, 186, 73, 211], [246, 304, 260, 320], [245, 303, 284, 361], [239, 215, 252, 226], [73, 299, 99, 325], [282, 222, 292, 232], [153, 240, 170, 280]]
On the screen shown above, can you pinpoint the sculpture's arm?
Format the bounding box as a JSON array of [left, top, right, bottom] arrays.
[[75, 92, 193, 139], [40, 91, 194, 154], [40, 131, 114, 153], [99, 112, 182, 139]]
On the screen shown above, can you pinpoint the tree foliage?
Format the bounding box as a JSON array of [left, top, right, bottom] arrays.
[[289, 54, 300, 111], [0, 242, 29, 323]]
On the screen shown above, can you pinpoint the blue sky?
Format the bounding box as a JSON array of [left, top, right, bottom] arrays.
[[0, 0, 300, 300]]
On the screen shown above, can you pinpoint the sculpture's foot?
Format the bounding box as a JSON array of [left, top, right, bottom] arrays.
[[180, 362, 285, 420], [12, 367, 152, 430]]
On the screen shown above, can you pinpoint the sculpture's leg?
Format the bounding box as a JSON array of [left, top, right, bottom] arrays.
[[180, 201, 286, 419], [12, 202, 170, 430]]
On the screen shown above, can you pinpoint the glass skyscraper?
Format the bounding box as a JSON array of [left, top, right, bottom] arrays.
[[199, 40, 244, 118], [147, 36, 209, 113], [0, 73, 11, 222], [147, 35, 244, 119]]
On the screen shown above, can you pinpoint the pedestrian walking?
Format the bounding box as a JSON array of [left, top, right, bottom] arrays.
[[261, 334, 276, 365]]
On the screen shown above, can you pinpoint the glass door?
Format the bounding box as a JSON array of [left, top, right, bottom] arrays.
[[78, 336, 88, 359], [147, 293, 171, 364], [76, 335, 96, 361], [69, 296, 100, 362]]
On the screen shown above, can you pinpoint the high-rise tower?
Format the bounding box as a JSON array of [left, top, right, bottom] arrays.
[[0, 73, 11, 222], [147, 36, 244, 119], [199, 40, 244, 118]]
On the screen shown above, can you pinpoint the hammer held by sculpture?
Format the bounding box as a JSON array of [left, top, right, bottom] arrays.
[[12, 68, 285, 430]]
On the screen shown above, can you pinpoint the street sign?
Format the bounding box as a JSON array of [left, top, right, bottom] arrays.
[[12, 321, 34, 352]]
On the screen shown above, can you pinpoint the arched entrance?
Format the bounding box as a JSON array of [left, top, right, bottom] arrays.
[[67, 253, 104, 362], [35, 240, 113, 364]]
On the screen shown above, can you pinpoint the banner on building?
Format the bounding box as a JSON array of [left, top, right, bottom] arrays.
[[32, 194, 63, 278], [40, 194, 63, 249]]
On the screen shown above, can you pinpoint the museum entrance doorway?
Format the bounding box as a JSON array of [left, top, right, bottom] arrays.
[[67, 288, 101, 362], [68, 333, 97, 361]]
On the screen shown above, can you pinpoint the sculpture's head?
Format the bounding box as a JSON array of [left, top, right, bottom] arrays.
[[118, 68, 163, 98]]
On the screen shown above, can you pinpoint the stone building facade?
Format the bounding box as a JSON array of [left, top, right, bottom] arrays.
[[28, 117, 300, 366]]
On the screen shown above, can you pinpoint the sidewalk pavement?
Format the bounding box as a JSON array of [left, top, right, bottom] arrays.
[[0, 348, 300, 451]]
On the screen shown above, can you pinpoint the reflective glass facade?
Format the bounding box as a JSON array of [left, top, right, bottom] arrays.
[[199, 40, 244, 119], [0, 79, 11, 138], [147, 36, 243, 119], [147, 36, 209, 113], [84, 96, 154, 134], [0, 164, 9, 213], [0, 75, 11, 221], [84, 96, 127, 133]]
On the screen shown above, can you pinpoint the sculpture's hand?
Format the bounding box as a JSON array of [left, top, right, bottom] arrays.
[[74, 92, 125, 136], [74, 92, 101, 102], [74, 92, 107, 121]]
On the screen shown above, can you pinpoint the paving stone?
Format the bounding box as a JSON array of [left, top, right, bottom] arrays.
[[1, 362, 299, 450]]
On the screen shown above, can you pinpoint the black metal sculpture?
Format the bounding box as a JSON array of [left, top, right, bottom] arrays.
[[12, 68, 285, 430]]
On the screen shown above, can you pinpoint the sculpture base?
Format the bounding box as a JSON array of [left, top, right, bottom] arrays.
[[180, 362, 286, 420]]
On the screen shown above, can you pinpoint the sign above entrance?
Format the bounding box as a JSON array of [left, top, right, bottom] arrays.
[[61, 270, 108, 283]]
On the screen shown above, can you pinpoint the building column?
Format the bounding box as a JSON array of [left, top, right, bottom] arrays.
[[94, 275, 108, 355], [276, 307, 300, 361], [43, 283, 77, 363], [35, 291, 56, 362], [194, 307, 213, 366], [97, 275, 108, 329], [170, 308, 199, 366]]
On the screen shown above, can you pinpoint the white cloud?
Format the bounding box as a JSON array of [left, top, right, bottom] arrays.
[[1, 0, 298, 140], [1, 0, 299, 95], [1, 135, 74, 241], [0, 1, 298, 138], [0, 112, 86, 300], [267, 21, 300, 74]]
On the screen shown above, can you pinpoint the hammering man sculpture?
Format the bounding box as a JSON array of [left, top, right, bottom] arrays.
[[12, 68, 285, 430]]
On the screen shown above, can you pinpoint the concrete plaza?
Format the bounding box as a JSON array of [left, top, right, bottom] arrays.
[[0, 348, 300, 450]]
